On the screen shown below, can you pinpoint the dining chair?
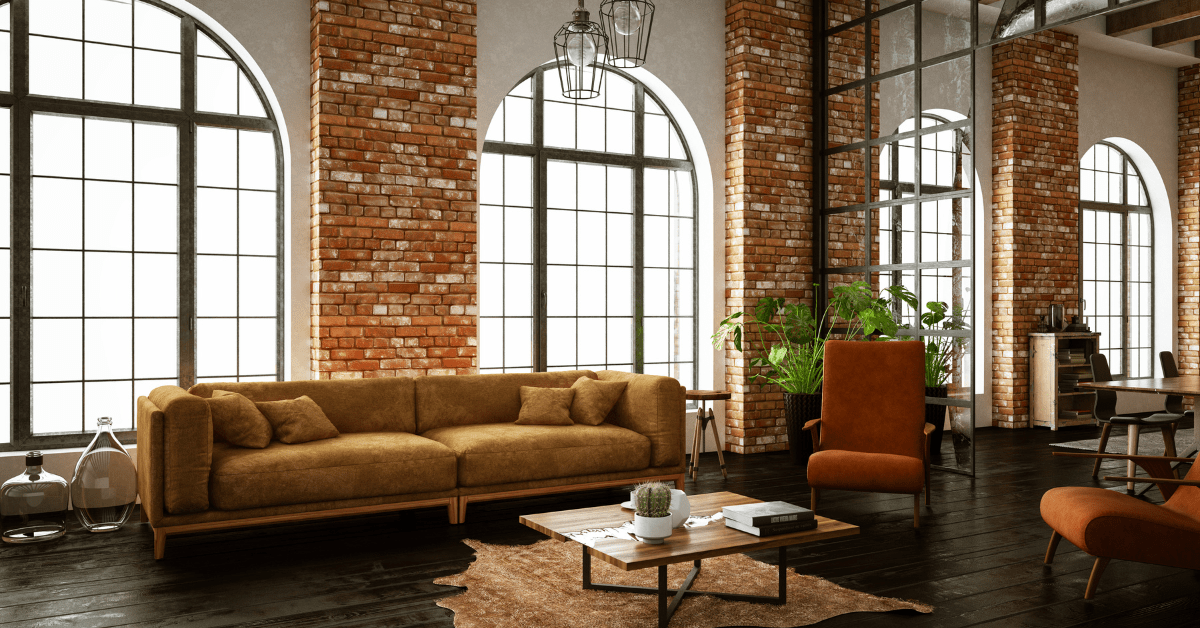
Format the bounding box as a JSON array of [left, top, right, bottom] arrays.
[[804, 340, 934, 528], [1090, 353, 1182, 484], [1159, 351, 1197, 460]]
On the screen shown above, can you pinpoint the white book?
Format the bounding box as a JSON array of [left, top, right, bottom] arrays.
[[722, 501, 813, 526]]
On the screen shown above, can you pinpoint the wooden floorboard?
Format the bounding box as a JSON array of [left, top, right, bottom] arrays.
[[1, 425, 1197, 627]]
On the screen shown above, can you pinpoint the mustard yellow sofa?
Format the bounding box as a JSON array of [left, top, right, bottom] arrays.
[[136, 370, 686, 558]]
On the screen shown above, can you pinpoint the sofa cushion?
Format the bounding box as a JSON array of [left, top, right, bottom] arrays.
[[422, 423, 651, 487], [1041, 486, 1200, 569], [515, 386, 575, 425], [255, 396, 340, 444], [570, 376, 627, 426], [209, 391, 272, 449], [415, 371, 595, 432], [209, 432, 457, 510], [807, 449, 925, 495], [190, 378, 416, 434]]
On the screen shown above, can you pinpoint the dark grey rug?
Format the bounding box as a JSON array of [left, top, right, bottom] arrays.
[[1049, 427, 1195, 456]]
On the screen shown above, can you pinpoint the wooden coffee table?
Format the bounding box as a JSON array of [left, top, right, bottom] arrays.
[[520, 492, 858, 628]]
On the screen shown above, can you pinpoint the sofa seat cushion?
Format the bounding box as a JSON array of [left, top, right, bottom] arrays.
[[421, 423, 651, 487], [807, 449, 925, 495], [209, 432, 457, 510], [1041, 486, 1200, 569]]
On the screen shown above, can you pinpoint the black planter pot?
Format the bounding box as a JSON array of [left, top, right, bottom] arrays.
[[784, 392, 821, 466], [925, 385, 949, 456]]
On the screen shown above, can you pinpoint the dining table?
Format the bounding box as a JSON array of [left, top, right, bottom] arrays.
[[1077, 376, 1200, 491]]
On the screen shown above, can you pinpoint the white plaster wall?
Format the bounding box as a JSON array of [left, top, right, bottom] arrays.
[[477, 0, 728, 452]]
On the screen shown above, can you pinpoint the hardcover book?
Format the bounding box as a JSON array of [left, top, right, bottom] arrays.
[[722, 501, 813, 527], [725, 517, 819, 537]]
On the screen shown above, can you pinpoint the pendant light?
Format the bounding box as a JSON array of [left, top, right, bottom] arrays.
[[554, 0, 609, 100], [599, 0, 655, 68]]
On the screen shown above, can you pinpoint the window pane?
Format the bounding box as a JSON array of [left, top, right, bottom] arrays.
[[32, 251, 83, 317], [197, 126, 237, 187], [134, 253, 176, 317], [85, 43, 132, 104], [86, 319, 132, 381], [135, 319, 177, 378], [33, 319, 83, 382], [33, 114, 83, 178], [84, 252, 132, 317], [31, 0, 83, 39], [86, 0, 131, 45], [85, 118, 132, 181], [197, 57, 238, 114], [238, 71, 267, 118], [85, 181, 133, 251], [33, 178, 83, 249], [239, 130, 275, 190], [239, 257, 276, 316], [239, 319, 277, 376], [32, 383, 83, 434], [197, 255, 237, 316], [135, 1, 180, 52], [197, 318, 237, 376], [134, 184, 177, 252], [30, 37, 83, 99], [239, 191, 277, 255], [135, 49, 181, 109]]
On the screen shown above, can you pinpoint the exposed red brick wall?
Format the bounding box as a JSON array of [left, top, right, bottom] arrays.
[[724, 0, 815, 453], [310, 0, 478, 379], [1180, 65, 1200, 378], [991, 30, 1079, 428]]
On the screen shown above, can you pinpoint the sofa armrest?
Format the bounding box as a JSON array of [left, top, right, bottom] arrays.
[[147, 385, 213, 515], [136, 396, 166, 525], [597, 371, 687, 468]]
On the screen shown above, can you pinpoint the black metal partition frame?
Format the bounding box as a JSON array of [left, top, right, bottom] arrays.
[[816, 0, 1153, 477]]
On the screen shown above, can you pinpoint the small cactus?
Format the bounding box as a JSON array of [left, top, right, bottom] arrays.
[[633, 482, 672, 518]]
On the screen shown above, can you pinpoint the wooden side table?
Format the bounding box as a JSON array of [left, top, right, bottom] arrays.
[[686, 390, 731, 481]]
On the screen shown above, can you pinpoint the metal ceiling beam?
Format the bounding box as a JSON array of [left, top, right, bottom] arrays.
[[1106, 0, 1200, 36]]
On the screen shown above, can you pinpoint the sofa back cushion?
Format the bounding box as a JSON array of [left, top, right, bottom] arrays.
[[415, 371, 595, 433], [189, 378, 416, 434]]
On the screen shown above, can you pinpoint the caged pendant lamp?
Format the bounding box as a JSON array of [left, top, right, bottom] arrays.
[[554, 0, 609, 100], [599, 0, 655, 68]]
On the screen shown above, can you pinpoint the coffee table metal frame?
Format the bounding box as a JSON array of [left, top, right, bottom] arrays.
[[581, 544, 786, 627]]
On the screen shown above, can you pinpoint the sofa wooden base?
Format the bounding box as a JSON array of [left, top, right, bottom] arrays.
[[149, 497, 458, 559], [456, 473, 686, 523]]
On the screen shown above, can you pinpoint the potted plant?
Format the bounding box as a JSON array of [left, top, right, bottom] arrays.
[[711, 281, 901, 465], [886, 286, 969, 456], [631, 482, 673, 544]]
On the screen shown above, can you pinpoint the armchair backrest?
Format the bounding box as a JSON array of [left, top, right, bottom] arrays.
[[819, 340, 926, 459]]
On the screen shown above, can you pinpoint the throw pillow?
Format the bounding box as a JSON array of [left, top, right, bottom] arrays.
[[209, 391, 273, 449], [255, 396, 340, 444], [515, 386, 576, 426], [569, 377, 627, 426]]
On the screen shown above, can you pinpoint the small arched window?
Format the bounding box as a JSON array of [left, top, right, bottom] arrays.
[[479, 64, 698, 386], [1080, 142, 1152, 378], [0, 0, 285, 450]]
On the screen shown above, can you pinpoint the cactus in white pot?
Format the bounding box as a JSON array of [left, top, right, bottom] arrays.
[[632, 482, 673, 544]]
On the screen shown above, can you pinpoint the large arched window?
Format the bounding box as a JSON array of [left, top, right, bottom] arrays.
[[0, 0, 284, 450], [480, 64, 698, 387], [1081, 142, 1152, 378]]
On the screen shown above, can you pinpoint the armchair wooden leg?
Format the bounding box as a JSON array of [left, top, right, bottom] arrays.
[[1092, 423, 1112, 478], [810, 488, 819, 511], [1084, 556, 1110, 600], [153, 527, 166, 560], [912, 495, 920, 529], [1044, 530, 1062, 564], [140, 507, 149, 523]]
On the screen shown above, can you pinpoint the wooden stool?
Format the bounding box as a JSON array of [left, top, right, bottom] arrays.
[[686, 390, 731, 481]]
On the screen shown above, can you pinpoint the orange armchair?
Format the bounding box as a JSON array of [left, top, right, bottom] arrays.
[[1042, 451, 1200, 599], [804, 340, 935, 528]]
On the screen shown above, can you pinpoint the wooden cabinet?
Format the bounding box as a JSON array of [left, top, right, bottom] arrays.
[[1030, 332, 1101, 430]]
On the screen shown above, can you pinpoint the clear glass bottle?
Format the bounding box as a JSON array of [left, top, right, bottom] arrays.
[[1, 451, 69, 544], [71, 417, 138, 533]]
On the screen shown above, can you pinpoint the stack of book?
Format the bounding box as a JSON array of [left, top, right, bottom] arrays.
[[1059, 408, 1093, 422], [1058, 372, 1091, 393], [722, 501, 817, 536], [1056, 349, 1087, 365]]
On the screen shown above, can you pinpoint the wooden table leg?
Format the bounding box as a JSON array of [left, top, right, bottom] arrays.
[[1127, 424, 1140, 493], [707, 409, 728, 479], [691, 404, 704, 480]]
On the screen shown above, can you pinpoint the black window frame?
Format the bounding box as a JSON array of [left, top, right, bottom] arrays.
[[480, 63, 699, 386], [2, 0, 285, 452], [1079, 140, 1154, 380]]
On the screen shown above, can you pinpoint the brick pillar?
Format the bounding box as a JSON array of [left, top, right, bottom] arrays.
[[310, 0, 478, 379], [991, 30, 1079, 428], [1180, 65, 1200, 376], [724, 0, 815, 454]]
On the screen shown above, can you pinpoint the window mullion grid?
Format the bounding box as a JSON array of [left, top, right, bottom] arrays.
[[179, 16, 197, 389], [912, 8, 923, 335], [10, 0, 30, 446], [533, 70, 547, 372], [633, 82, 645, 373]]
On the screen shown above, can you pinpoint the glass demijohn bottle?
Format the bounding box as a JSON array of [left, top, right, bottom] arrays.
[[71, 417, 138, 532], [1, 451, 69, 543]]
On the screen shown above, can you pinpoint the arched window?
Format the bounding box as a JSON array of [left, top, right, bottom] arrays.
[[1081, 142, 1152, 378], [480, 64, 698, 386], [0, 0, 284, 450]]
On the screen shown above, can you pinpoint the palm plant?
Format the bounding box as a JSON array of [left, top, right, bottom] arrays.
[[711, 281, 901, 395]]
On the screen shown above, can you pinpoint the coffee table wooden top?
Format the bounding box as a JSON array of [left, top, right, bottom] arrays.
[[519, 491, 858, 571]]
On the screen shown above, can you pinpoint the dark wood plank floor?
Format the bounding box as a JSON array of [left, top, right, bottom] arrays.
[[2, 426, 1198, 627]]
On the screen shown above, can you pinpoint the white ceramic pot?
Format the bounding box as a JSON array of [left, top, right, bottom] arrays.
[[669, 489, 691, 528], [633, 514, 673, 544]]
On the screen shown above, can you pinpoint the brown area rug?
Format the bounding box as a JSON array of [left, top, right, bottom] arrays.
[[434, 539, 932, 628]]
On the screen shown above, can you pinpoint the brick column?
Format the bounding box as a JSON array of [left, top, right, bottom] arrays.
[[724, 0, 815, 454], [1180, 65, 1200, 376], [310, 0, 478, 379], [991, 30, 1079, 428]]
